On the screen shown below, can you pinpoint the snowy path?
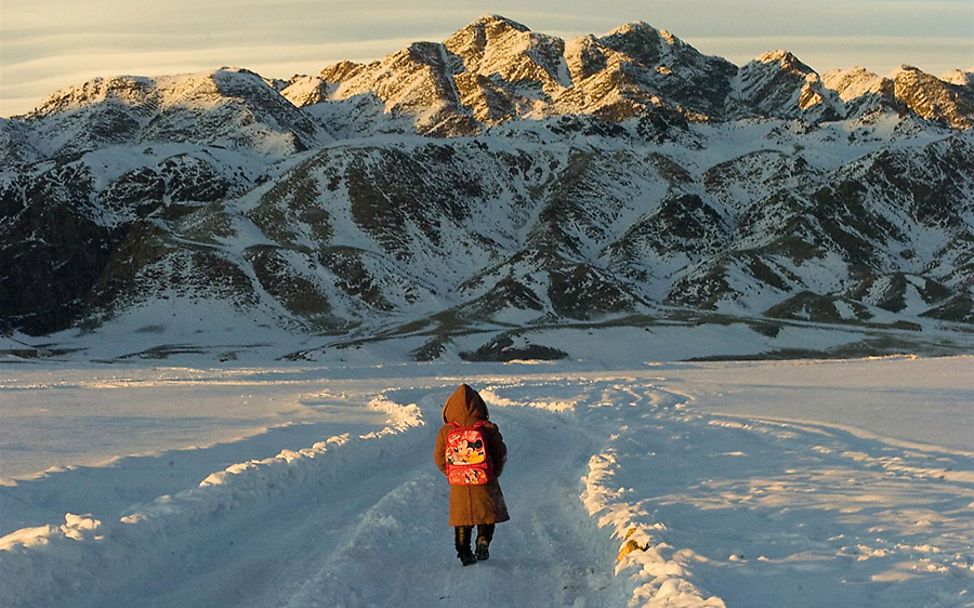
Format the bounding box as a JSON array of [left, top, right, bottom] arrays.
[[280, 399, 622, 608], [1, 369, 972, 607]]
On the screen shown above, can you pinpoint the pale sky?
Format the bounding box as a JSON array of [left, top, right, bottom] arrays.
[[1, 0, 972, 117]]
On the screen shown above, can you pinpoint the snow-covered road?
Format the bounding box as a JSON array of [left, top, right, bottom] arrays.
[[1, 360, 972, 607], [280, 388, 622, 608]]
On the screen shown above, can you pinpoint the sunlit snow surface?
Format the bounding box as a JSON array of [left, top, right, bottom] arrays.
[[0, 357, 971, 607]]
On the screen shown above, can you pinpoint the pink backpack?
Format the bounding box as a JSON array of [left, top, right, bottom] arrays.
[[445, 421, 494, 485]]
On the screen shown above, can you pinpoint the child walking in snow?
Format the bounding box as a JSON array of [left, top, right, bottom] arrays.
[[434, 384, 510, 566]]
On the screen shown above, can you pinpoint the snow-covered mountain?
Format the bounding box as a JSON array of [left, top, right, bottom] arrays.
[[2, 15, 973, 361], [729, 50, 841, 121], [20, 68, 327, 159]]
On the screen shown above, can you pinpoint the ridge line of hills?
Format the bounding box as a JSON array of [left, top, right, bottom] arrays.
[[1, 15, 973, 362]]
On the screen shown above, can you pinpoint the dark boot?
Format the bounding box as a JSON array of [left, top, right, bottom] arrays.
[[475, 524, 494, 561], [455, 526, 476, 566]]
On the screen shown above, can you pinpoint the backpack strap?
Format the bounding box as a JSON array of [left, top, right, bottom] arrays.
[[447, 421, 487, 430]]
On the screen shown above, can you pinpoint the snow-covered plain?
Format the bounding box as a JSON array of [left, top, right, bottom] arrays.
[[0, 357, 971, 607]]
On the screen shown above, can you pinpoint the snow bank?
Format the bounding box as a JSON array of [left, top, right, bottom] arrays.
[[361, 395, 424, 437], [0, 514, 104, 551], [484, 378, 727, 606], [481, 381, 582, 412], [581, 443, 726, 608], [0, 392, 424, 608]]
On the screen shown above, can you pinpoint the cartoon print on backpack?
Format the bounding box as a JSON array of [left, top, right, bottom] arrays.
[[446, 429, 485, 465], [445, 422, 493, 485]]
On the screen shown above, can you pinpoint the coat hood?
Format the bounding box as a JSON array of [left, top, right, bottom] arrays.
[[442, 383, 489, 425]]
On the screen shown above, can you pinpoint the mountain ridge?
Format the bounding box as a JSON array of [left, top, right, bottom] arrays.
[[2, 16, 973, 362], [14, 16, 973, 132]]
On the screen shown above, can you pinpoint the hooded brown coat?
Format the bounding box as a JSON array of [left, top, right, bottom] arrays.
[[434, 384, 510, 527]]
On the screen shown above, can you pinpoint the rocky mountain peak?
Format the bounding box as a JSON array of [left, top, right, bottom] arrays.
[[452, 14, 531, 38], [604, 20, 659, 38], [29, 75, 156, 119], [821, 67, 893, 118], [600, 21, 693, 55], [891, 65, 974, 129], [940, 68, 974, 89], [318, 60, 367, 82], [444, 15, 532, 71], [822, 67, 883, 95], [599, 21, 668, 65], [445, 14, 532, 65], [444, 13, 568, 87], [280, 74, 329, 107], [755, 50, 815, 75], [731, 49, 838, 119]]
